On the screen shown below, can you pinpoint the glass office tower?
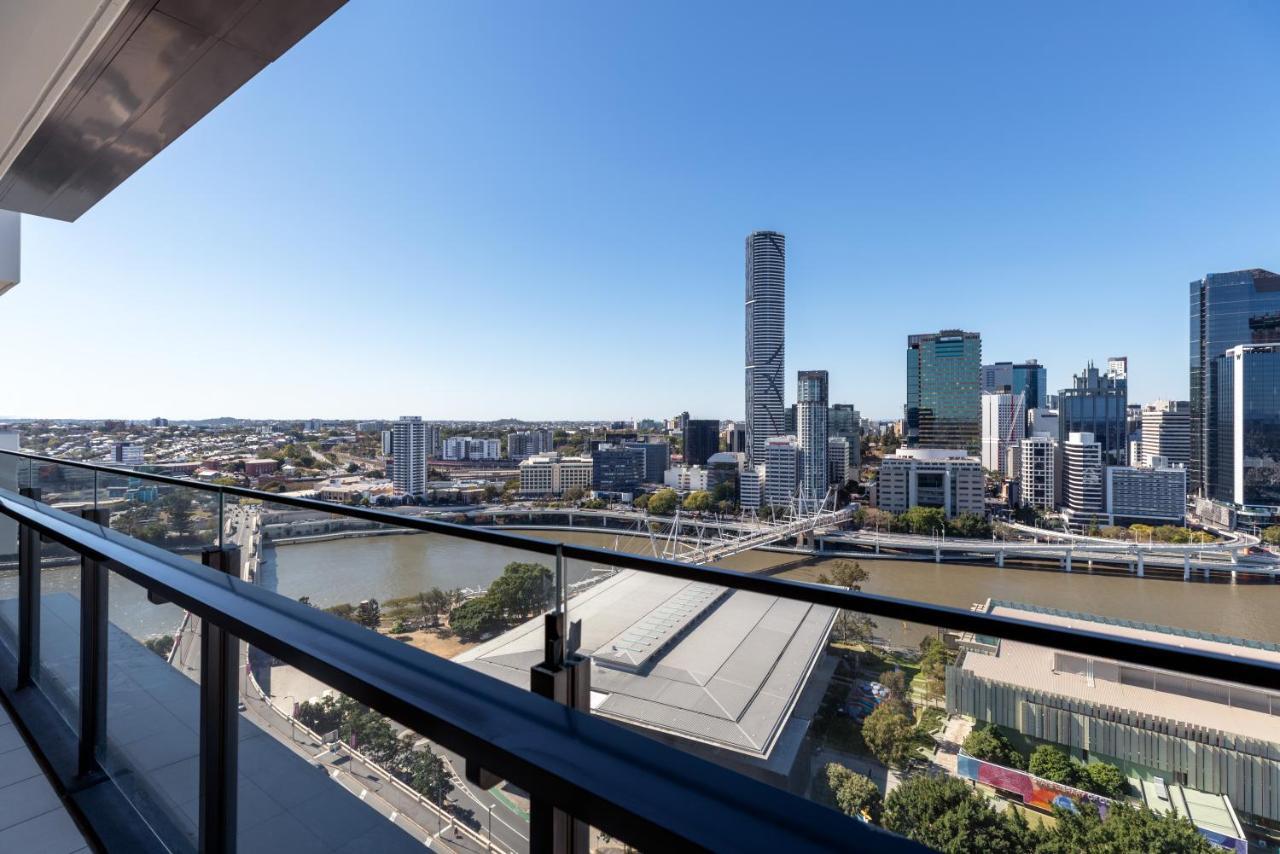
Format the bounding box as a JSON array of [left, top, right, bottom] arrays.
[[1212, 345, 1280, 511], [981, 360, 1047, 430], [1057, 362, 1128, 466], [1190, 269, 1280, 499], [906, 331, 982, 454]]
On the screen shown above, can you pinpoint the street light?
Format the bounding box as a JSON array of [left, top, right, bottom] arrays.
[[486, 802, 494, 853]]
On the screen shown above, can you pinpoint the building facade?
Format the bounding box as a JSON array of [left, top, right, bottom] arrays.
[[1106, 464, 1187, 525], [981, 360, 1046, 430], [443, 437, 501, 461], [761, 436, 799, 508], [663, 465, 710, 492], [828, 403, 861, 471], [906, 330, 982, 454], [1062, 432, 1104, 523], [622, 440, 670, 484], [518, 454, 593, 496], [739, 467, 762, 511], [1058, 362, 1128, 466], [507, 429, 554, 461], [796, 371, 829, 503], [112, 442, 143, 466], [744, 230, 786, 466], [876, 448, 984, 518], [827, 437, 853, 487], [1139, 400, 1190, 468], [1019, 435, 1056, 512], [391, 416, 428, 495], [592, 444, 645, 498], [1190, 269, 1280, 499], [682, 419, 720, 467], [981, 391, 1026, 477], [1212, 345, 1280, 517]]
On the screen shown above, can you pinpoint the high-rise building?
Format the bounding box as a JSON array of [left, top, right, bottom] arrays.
[[906, 330, 982, 454], [1190, 269, 1280, 500], [1019, 435, 1056, 512], [592, 444, 645, 498], [682, 419, 720, 467], [1140, 400, 1190, 468], [443, 437, 500, 461], [1106, 356, 1128, 380], [828, 403, 861, 472], [391, 416, 428, 495], [507, 429, 554, 461], [796, 371, 829, 503], [981, 391, 1026, 477], [1062, 432, 1104, 523], [1211, 345, 1280, 514], [1058, 362, 1128, 466], [1027, 407, 1059, 439], [980, 360, 1046, 430], [1106, 464, 1186, 526], [783, 404, 797, 436], [744, 230, 785, 465], [722, 421, 747, 454], [827, 437, 853, 486], [761, 436, 799, 508], [622, 440, 669, 483]]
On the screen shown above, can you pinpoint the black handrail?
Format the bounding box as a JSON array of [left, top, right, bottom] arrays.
[[8, 450, 1280, 691], [0, 489, 915, 853]]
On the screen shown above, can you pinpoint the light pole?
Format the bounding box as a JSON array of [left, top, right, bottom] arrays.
[[282, 695, 298, 742], [486, 802, 494, 853]]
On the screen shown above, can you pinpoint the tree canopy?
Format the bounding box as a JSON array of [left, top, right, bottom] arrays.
[[826, 764, 882, 823], [962, 724, 1024, 769], [861, 702, 916, 769], [647, 488, 679, 515]]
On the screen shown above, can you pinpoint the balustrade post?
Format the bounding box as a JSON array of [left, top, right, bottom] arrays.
[[199, 545, 241, 854]]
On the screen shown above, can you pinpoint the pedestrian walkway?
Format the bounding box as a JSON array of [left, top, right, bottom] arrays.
[[0, 700, 91, 854]]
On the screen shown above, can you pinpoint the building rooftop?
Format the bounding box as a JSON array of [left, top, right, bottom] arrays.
[[959, 600, 1280, 744], [455, 570, 835, 759]]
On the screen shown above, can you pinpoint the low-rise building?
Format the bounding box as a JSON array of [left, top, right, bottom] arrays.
[[517, 453, 592, 496], [112, 442, 144, 466], [664, 465, 709, 492], [876, 448, 984, 518], [443, 436, 501, 461], [949, 599, 1280, 836], [243, 458, 278, 478]]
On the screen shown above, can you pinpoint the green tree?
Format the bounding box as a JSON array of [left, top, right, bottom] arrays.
[[682, 490, 713, 512], [918, 636, 955, 704], [1077, 761, 1127, 799], [1262, 525, 1280, 546], [487, 561, 553, 619], [861, 702, 916, 769], [900, 506, 946, 535], [562, 486, 586, 503], [883, 774, 1034, 854], [829, 559, 868, 591], [1028, 744, 1077, 786], [880, 668, 908, 702], [825, 763, 882, 823], [647, 488, 679, 515], [163, 492, 193, 535], [946, 513, 992, 539], [961, 724, 1024, 769], [1036, 802, 1212, 854], [355, 599, 381, 629], [449, 596, 504, 640]]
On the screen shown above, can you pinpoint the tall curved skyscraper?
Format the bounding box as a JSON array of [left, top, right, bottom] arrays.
[[745, 231, 786, 465]]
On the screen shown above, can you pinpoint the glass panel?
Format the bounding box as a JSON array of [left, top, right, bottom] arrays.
[[226, 496, 565, 851], [0, 455, 23, 652], [102, 568, 198, 852]]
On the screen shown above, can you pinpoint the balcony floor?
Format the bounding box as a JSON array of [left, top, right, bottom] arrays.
[[0, 699, 90, 854]]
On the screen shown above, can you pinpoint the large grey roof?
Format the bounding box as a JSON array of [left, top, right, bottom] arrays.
[[455, 570, 835, 758]]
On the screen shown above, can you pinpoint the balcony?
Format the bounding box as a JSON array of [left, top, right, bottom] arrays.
[[0, 450, 1274, 853]]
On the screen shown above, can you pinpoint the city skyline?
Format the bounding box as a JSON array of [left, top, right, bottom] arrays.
[[6, 2, 1280, 420]]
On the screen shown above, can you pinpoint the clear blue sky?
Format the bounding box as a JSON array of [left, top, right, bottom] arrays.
[[8, 1, 1280, 421]]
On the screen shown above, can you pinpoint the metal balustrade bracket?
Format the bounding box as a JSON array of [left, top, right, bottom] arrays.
[[199, 545, 241, 854], [17, 486, 41, 689], [77, 507, 110, 782]]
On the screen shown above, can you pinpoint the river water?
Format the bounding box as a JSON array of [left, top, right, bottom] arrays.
[[9, 528, 1278, 646]]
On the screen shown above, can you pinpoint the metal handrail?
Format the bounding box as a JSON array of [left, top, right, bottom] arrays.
[[7, 450, 1280, 691], [0, 489, 914, 853]]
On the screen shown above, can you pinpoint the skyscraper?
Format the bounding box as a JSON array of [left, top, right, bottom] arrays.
[[906, 330, 982, 454], [1058, 362, 1128, 466], [1190, 269, 1280, 499], [796, 371, 829, 503], [828, 403, 862, 472], [981, 391, 1025, 477], [391, 416, 428, 495], [682, 419, 720, 467], [1212, 345, 1280, 514], [745, 230, 785, 466], [980, 359, 1046, 430]]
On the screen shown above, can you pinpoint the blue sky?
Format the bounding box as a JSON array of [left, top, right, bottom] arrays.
[[9, 1, 1280, 421]]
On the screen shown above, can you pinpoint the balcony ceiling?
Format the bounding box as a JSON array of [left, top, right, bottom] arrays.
[[0, 0, 346, 222]]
